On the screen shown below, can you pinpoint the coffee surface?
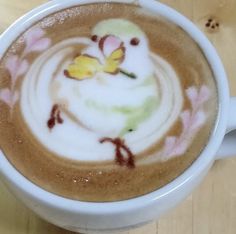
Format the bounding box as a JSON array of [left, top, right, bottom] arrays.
[[0, 3, 218, 201]]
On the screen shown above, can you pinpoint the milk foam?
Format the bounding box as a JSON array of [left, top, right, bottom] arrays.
[[20, 20, 183, 162]]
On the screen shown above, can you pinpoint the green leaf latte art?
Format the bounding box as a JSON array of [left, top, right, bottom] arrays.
[[86, 95, 159, 137]]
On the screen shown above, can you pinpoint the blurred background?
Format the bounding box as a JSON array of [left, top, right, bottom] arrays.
[[0, 0, 235, 233]]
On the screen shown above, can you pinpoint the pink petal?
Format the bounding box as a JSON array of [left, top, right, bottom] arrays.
[[17, 59, 29, 77], [180, 110, 191, 130], [186, 86, 198, 108], [198, 85, 211, 105], [172, 140, 189, 156], [12, 91, 19, 106], [5, 55, 19, 78], [28, 38, 51, 53], [191, 110, 206, 130], [0, 89, 19, 108], [100, 35, 122, 57], [24, 27, 45, 50], [162, 137, 176, 157], [0, 88, 12, 106]]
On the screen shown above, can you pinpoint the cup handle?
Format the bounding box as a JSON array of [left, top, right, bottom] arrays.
[[216, 97, 236, 159]]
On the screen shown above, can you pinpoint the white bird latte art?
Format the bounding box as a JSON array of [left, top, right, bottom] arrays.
[[4, 19, 207, 168], [0, 2, 218, 201]]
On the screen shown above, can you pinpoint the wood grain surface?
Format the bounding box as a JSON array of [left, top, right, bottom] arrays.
[[0, 0, 236, 233]]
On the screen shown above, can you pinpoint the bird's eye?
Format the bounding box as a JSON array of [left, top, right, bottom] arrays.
[[91, 35, 98, 42], [130, 37, 140, 46]]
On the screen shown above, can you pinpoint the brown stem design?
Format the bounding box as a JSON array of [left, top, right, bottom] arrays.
[[99, 137, 135, 168], [47, 104, 64, 129], [119, 69, 137, 79]]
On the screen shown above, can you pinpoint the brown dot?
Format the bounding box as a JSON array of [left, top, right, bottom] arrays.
[[211, 25, 215, 29], [130, 37, 140, 46], [64, 70, 70, 78], [205, 23, 210, 27], [56, 111, 64, 124], [52, 104, 59, 117], [91, 35, 98, 42], [216, 23, 219, 27], [47, 118, 55, 129], [208, 18, 212, 22]]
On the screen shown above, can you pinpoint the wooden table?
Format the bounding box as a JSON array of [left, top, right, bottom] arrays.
[[0, 0, 236, 233]]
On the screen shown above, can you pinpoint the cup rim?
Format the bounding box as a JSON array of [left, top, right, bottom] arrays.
[[0, 0, 229, 214]]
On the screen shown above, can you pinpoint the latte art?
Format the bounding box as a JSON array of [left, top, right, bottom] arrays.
[[0, 3, 218, 201], [21, 19, 185, 165]]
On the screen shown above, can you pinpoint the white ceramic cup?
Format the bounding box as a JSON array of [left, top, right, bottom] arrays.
[[0, 0, 236, 233]]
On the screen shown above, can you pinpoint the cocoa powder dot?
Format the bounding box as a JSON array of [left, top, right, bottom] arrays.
[[130, 37, 140, 46], [47, 118, 55, 129], [91, 35, 98, 42]]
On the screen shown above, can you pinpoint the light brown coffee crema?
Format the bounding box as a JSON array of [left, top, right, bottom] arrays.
[[0, 3, 218, 201]]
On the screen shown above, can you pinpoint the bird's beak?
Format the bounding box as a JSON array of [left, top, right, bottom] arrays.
[[98, 35, 137, 79], [98, 35, 124, 57]]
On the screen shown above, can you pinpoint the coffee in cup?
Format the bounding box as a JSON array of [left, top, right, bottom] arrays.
[[0, 2, 218, 201]]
